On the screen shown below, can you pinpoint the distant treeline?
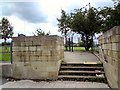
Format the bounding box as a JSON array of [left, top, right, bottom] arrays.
[[0, 42, 11, 46]]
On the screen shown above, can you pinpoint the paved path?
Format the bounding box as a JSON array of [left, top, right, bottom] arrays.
[[64, 51, 101, 64], [0, 80, 110, 88], [0, 51, 109, 89]]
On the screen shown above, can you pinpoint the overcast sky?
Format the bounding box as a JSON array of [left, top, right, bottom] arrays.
[[0, 0, 114, 42]]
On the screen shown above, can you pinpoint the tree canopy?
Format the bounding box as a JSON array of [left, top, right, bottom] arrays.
[[57, 2, 120, 51], [0, 17, 14, 43], [33, 28, 50, 36], [57, 10, 71, 50], [71, 4, 101, 50], [99, 2, 120, 32]]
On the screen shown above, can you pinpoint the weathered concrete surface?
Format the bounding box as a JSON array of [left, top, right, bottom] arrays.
[[0, 80, 110, 88], [11, 61, 61, 80], [64, 51, 101, 64], [2, 35, 64, 80], [98, 26, 120, 90]]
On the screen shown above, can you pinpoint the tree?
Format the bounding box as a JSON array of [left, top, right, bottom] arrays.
[[99, 2, 120, 32], [34, 28, 50, 36], [57, 10, 71, 51], [0, 17, 14, 44], [71, 4, 101, 51]]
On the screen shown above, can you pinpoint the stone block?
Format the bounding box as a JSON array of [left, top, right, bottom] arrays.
[[111, 35, 120, 43], [29, 55, 38, 61], [12, 47, 19, 52], [112, 43, 120, 51], [18, 47, 29, 52], [12, 37, 25, 42], [32, 40, 41, 46], [25, 41, 33, 46], [36, 51, 42, 56], [41, 56, 48, 61], [42, 50, 50, 56], [29, 46, 37, 51], [24, 56, 30, 62], [50, 50, 58, 56], [36, 46, 42, 51], [112, 51, 120, 59], [21, 42, 26, 46], [48, 56, 59, 61], [103, 49, 108, 55], [107, 36, 111, 43], [102, 39, 104, 44], [108, 50, 112, 57], [37, 56, 42, 61], [104, 38, 107, 44], [13, 42, 21, 46], [13, 56, 21, 62], [115, 26, 120, 35], [43, 40, 52, 46], [112, 59, 118, 69], [107, 43, 112, 50]]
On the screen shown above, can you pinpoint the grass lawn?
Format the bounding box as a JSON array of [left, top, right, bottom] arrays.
[[64, 46, 86, 51], [0, 53, 10, 61], [0, 46, 10, 61], [73, 47, 85, 51]]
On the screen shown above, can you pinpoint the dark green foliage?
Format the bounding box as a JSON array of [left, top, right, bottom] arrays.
[[1, 42, 11, 46], [71, 4, 101, 51], [79, 41, 85, 47], [99, 2, 120, 32], [57, 10, 71, 35], [57, 3, 120, 51], [0, 17, 14, 43], [34, 28, 50, 36], [57, 10, 71, 51]]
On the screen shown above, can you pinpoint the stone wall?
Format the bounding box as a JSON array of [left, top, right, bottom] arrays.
[[98, 26, 120, 89], [6, 35, 64, 80]]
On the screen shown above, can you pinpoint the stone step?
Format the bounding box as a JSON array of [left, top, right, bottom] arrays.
[[58, 75, 105, 79], [61, 66, 104, 70], [61, 63, 103, 67], [58, 75, 106, 83], [59, 70, 105, 74], [58, 62, 106, 82]]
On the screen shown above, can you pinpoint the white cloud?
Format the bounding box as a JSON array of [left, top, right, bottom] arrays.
[[5, 15, 61, 37], [0, 0, 114, 39]]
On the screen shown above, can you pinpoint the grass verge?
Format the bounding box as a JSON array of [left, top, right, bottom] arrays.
[[0, 46, 10, 61], [64, 46, 85, 51]]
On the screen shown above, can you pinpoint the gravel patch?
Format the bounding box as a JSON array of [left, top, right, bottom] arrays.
[[1, 80, 110, 88]]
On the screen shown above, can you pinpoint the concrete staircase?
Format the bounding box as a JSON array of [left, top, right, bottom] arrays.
[[58, 62, 107, 83]]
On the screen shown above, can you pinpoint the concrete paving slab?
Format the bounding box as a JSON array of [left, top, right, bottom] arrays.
[[0, 80, 110, 88], [64, 51, 101, 63]]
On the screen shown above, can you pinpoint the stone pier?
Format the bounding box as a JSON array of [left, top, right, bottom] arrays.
[[2, 35, 64, 80], [98, 26, 120, 89]]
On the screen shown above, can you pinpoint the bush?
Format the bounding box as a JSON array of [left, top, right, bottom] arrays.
[[1, 42, 11, 46], [79, 41, 85, 47]]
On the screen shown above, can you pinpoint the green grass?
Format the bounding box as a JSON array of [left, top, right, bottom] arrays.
[[0, 53, 10, 61], [0, 46, 10, 61], [64, 46, 86, 51], [73, 47, 85, 51]]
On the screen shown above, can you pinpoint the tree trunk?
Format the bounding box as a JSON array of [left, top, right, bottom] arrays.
[[65, 35, 68, 51], [4, 38, 7, 50], [84, 35, 90, 51]]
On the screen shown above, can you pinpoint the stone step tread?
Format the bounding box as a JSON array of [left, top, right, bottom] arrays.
[[61, 63, 103, 66], [61, 66, 104, 69], [59, 70, 105, 74], [62, 62, 102, 64], [58, 75, 105, 79]]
